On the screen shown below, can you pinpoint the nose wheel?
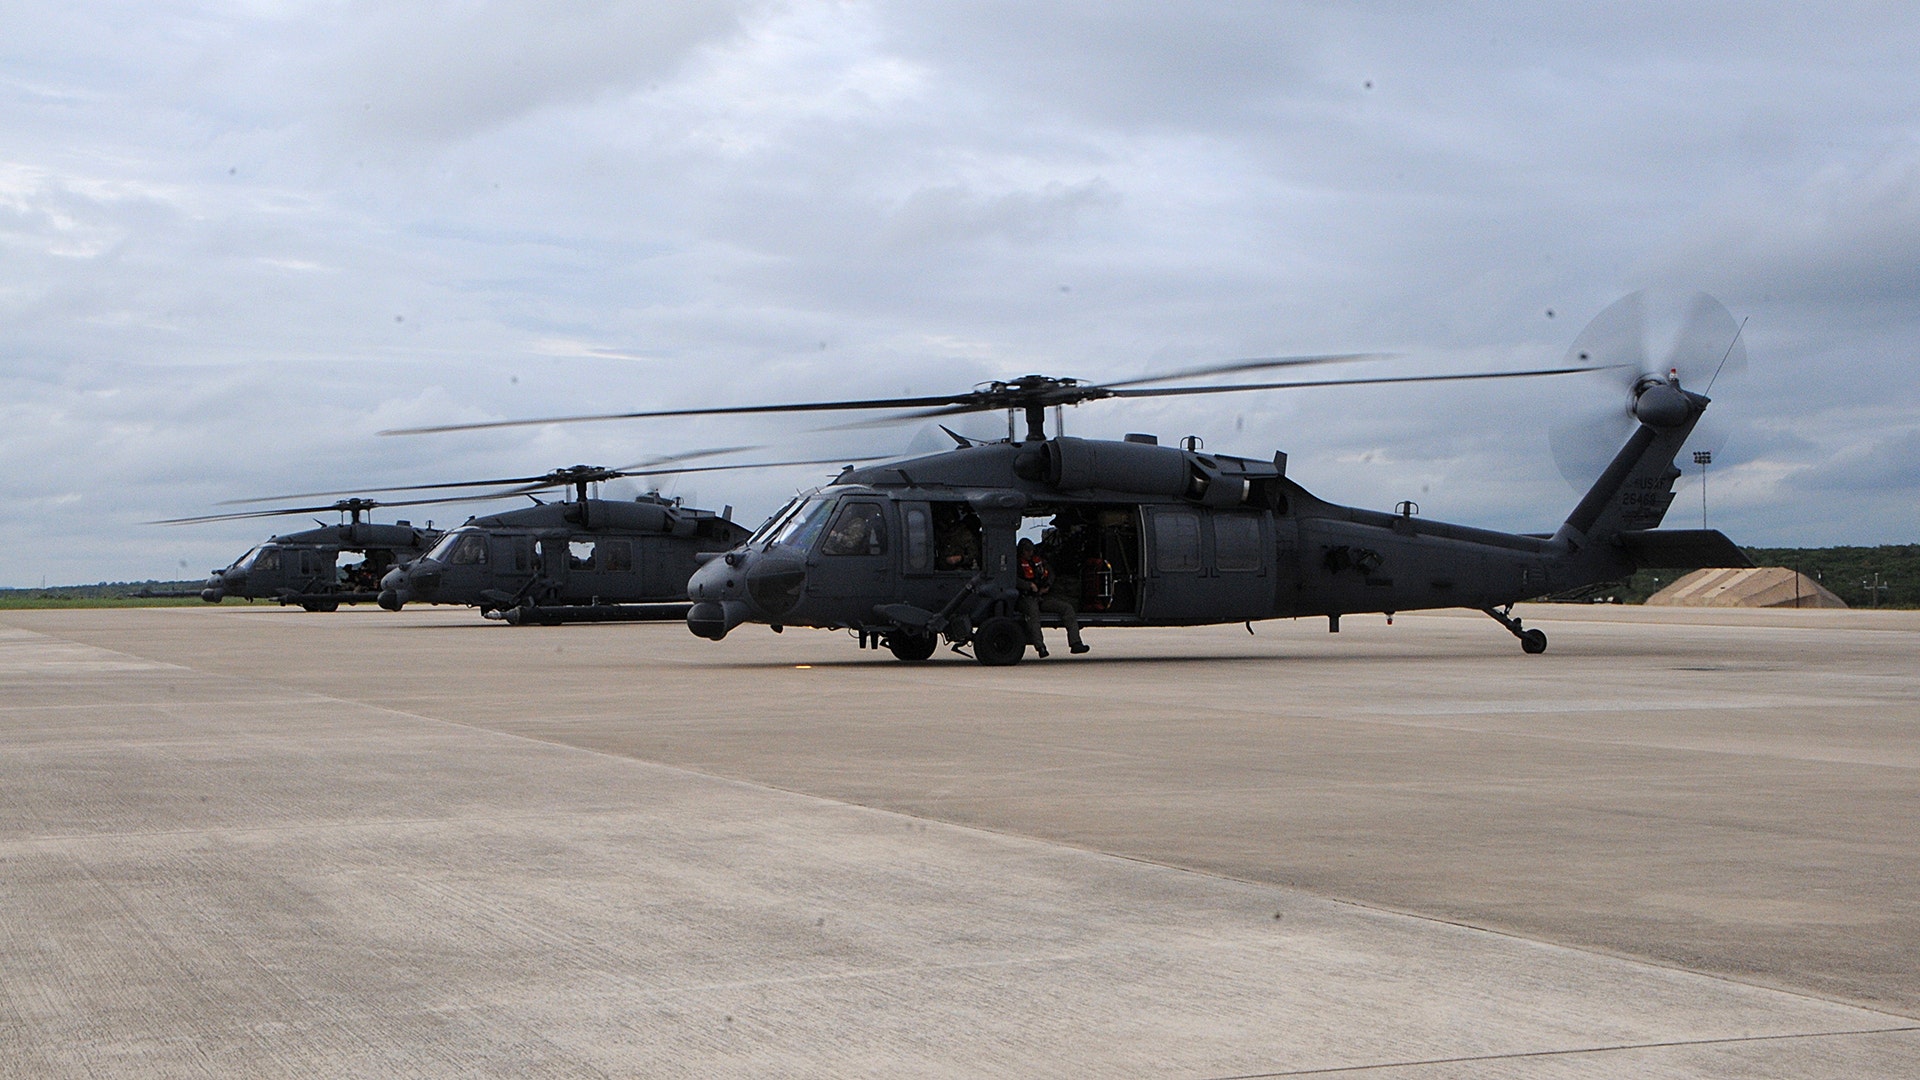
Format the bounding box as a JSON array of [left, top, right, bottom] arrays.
[[1483, 606, 1548, 654], [885, 632, 939, 662], [970, 616, 1028, 666]]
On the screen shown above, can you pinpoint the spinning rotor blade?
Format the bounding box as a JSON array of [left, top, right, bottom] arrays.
[[376, 353, 1394, 436], [223, 445, 764, 504], [1105, 365, 1607, 399], [1547, 290, 1745, 488], [631, 453, 895, 477], [379, 395, 972, 436], [151, 491, 526, 526], [828, 364, 1608, 428], [1097, 353, 1388, 389]]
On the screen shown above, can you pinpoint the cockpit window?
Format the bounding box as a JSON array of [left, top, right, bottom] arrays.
[[821, 502, 887, 556], [427, 530, 487, 565], [749, 497, 808, 546], [770, 497, 834, 550]]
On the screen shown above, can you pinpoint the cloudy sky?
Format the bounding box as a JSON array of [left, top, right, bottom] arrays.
[[4, 1, 1916, 587]]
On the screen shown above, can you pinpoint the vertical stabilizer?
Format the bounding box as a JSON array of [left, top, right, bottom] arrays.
[[1555, 373, 1707, 546]]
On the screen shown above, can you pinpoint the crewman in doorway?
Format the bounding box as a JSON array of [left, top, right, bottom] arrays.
[[1017, 537, 1088, 658]]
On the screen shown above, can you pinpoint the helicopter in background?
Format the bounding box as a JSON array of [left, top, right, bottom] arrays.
[[172, 498, 442, 611], [179, 455, 883, 624], [390, 292, 1752, 662], [373, 464, 750, 623]]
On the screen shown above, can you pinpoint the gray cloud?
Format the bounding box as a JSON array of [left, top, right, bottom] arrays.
[[3, 2, 1918, 586]]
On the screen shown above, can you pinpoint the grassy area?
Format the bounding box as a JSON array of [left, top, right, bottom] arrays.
[[0, 581, 215, 610], [0, 595, 212, 609], [1568, 544, 1919, 608]]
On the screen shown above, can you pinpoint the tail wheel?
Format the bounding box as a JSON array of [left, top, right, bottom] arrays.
[[1520, 628, 1548, 654], [972, 616, 1027, 666], [886, 632, 938, 662]]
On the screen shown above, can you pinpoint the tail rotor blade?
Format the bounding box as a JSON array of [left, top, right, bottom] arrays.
[[1562, 290, 1649, 374]]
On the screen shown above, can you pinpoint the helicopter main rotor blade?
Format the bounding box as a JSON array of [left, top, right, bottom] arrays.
[[1096, 352, 1389, 390], [819, 364, 1617, 430], [1104, 364, 1617, 400], [632, 453, 896, 477], [381, 356, 1594, 440], [379, 395, 973, 436], [152, 490, 529, 526], [223, 445, 766, 504]]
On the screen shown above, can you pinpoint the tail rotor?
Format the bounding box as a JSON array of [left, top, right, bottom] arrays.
[[1547, 290, 1746, 488]]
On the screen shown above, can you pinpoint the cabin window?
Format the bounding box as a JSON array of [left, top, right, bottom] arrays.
[[1215, 513, 1263, 572], [903, 507, 931, 571], [1152, 509, 1201, 572], [601, 539, 633, 571], [490, 536, 528, 572], [932, 503, 983, 571], [252, 548, 282, 572], [821, 502, 887, 556], [298, 550, 317, 575], [569, 540, 595, 569]]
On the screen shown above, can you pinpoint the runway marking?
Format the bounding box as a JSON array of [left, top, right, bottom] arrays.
[[1205, 1024, 1920, 1077]]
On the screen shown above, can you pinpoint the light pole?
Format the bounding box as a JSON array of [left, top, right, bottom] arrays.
[[1693, 450, 1713, 529]]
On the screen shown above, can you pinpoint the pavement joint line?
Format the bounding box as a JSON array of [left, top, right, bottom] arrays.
[[0, 698, 345, 714], [15, 613, 1920, 1031], [5, 804, 713, 847], [1200, 1023, 1920, 1078]]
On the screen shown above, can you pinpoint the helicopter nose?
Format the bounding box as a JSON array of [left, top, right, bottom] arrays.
[[686, 549, 765, 640], [743, 548, 807, 619], [377, 566, 410, 610], [201, 574, 225, 603], [687, 553, 738, 603], [400, 559, 443, 598]]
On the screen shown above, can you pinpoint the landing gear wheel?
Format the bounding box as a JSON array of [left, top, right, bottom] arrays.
[[971, 617, 1027, 666], [1520, 628, 1548, 654], [301, 599, 339, 613], [887, 632, 938, 662]]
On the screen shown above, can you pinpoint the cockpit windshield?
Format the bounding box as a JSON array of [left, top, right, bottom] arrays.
[[748, 496, 809, 546], [425, 529, 475, 562], [769, 496, 835, 551], [232, 546, 265, 570]]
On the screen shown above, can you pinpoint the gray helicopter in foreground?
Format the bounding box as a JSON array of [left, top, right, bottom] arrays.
[[390, 292, 1753, 663]]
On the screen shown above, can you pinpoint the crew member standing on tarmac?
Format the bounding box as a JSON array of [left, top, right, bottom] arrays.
[[1017, 537, 1088, 658]]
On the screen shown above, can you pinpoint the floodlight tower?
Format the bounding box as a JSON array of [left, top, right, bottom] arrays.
[[1693, 450, 1713, 529]]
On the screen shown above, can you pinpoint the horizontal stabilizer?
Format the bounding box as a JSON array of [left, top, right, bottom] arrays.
[[1614, 529, 1753, 569]]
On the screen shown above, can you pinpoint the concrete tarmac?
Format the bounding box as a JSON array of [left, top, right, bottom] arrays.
[[2, 604, 1917, 1076]]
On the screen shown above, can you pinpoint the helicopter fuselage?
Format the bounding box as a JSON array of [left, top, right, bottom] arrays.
[[203, 521, 440, 611], [688, 384, 1747, 662], [378, 495, 749, 622]]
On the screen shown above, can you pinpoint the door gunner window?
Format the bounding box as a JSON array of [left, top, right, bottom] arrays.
[[904, 507, 930, 571], [821, 502, 887, 555]]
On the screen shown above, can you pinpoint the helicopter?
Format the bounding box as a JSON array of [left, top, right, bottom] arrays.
[[386, 292, 1753, 663], [171, 498, 443, 611], [373, 464, 753, 623], [186, 457, 882, 624]]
